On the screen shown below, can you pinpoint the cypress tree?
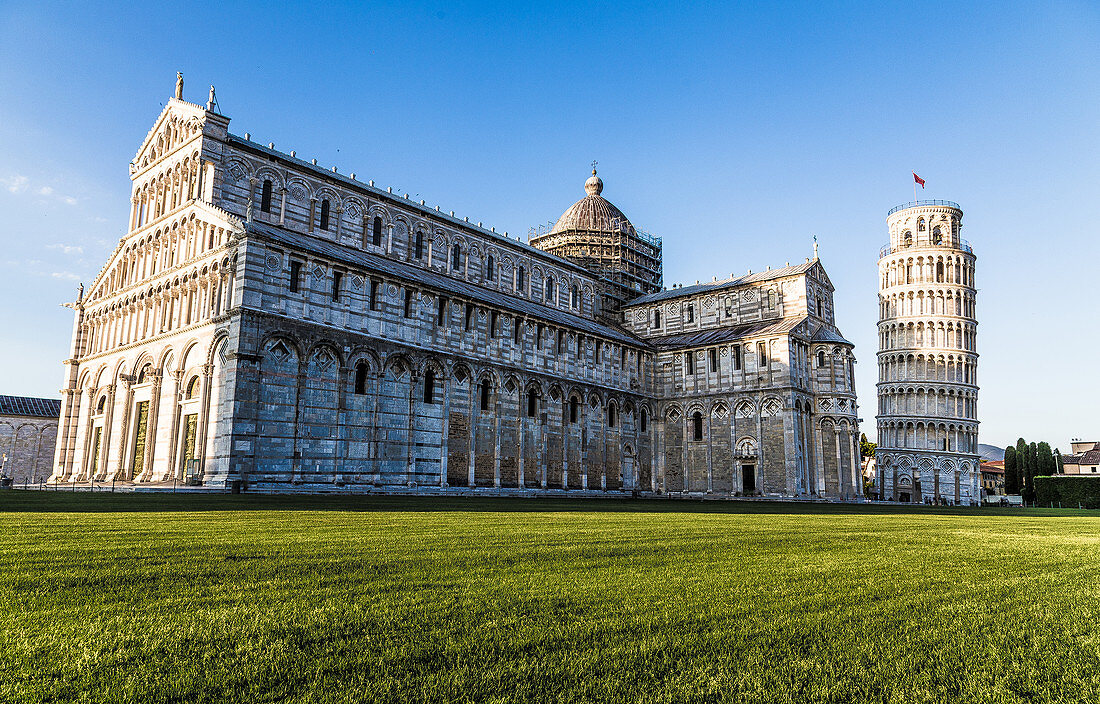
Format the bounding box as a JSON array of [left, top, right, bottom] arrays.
[[1023, 442, 1039, 504], [1016, 438, 1029, 499], [1004, 445, 1018, 494], [1055, 449, 1063, 475], [1037, 442, 1055, 477]]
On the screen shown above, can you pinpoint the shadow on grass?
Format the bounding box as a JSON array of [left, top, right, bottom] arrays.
[[0, 489, 1091, 517]]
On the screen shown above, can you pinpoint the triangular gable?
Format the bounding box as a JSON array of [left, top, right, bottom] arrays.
[[84, 201, 244, 304], [809, 260, 835, 291], [131, 98, 208, 174]]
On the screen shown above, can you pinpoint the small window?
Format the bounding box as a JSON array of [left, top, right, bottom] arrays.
[[319, 199, 331, 230], [527, 389, 537, 418], [465, 304, 474, 331], [545, 278, 554, 301], [686, 303, 694, 323], [608, 403, 617, 428], [372, 217, 383, 246], [260, 180, 273, 213], [817, 350, 826, 367], [289, 260, 301, 293], [733, 345, 743, 371], [932, 226, 942, 245], [514, 317, 523, 344], [917, 218, 926, 232], [557, 330, 566, 354], [535, 323, 543, 349], [414, 231, 424, 259], [452, 244, 462, 271], [423, 368, 436, 404], [517, 266, 526, 292], [640, 408, 648, 433], [709, 348, 717, 373], [369, 278, 380, 310], [490, 311, 499, 338], [903, 231, 913, 246], [353, 362, 368, 395], [331, 271, 342, 302], [480, 379, 491, 411], [595, 341, 602, 363], [693, 411, 703, 441], [571, 285, 579, 309], [486, 254, 495, 281], [758, 342, 768, 368], [653, 309, 661, 328], [816, 299, 823, 317], [686, 352, 695, 375], [569, 396, 579, 423], [403, 289, 414, 318]]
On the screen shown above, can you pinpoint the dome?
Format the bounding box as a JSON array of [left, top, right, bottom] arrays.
[[549, 169, 636, 236]]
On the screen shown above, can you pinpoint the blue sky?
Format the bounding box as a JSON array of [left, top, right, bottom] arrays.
[[1, 1, 1097, 451]]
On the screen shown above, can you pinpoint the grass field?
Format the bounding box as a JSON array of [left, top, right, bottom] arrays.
[[1, 492, 1099, 703]]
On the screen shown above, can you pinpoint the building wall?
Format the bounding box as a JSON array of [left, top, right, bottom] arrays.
[[0, 416, 57, 484]]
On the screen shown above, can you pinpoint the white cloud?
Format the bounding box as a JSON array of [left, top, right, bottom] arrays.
[[2, 175, 28, 193], [50, 271, 80, 281], [63, 196, 77, 205], [37, 186, 54, 196], [47, 244, 84, 256]]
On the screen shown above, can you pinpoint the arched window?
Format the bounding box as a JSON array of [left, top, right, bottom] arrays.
[[260, 180, 273, 213], [484, 254, 495, 281], [917, 218, 925, 232], [517, 266, 526, 291], [354, 362, 368, 395], [414, 231, 424, 259], [527, 389, 538, 418], [319, 199, 331, 230], [817, 350, 826, 367], [932, 226, 942, 244], [480, 379, 491, 411], [545, 278, 554, 301], [452, 244, 462, 271], [96, 396, 106, 414], [372, 216, 383, 246], [640, 408, 648, 433], [571, 285, 579, 309], [185, 376, 200, 399], [686, 303, 694, 323], [608, 403, 617, 428], [653, 309, 661, 328], [936, 261, 944, 282], [692, 411, 703, 440], [136, 362, 151, 384], [569, 395, 579, 423], [423, 368, 436, 404], [903, 231, 912, 247]]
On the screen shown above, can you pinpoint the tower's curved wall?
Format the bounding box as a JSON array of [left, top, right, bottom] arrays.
[[874, 201, 979, 504]]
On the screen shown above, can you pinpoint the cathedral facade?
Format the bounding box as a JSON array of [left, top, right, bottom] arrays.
[[50, 81, 861, 499]]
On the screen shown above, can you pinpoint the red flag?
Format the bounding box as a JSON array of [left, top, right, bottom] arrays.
[[913, 172, 926, 188]]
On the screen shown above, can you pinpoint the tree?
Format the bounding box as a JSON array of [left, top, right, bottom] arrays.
[[1055, 449, 1063, 475], [860, 433, 877, 459], [1037, 442, 1055, 477], [1004, 445, 1018, 494], [1023, 442, 1039, 504], [1017, 438, 1032, 503]]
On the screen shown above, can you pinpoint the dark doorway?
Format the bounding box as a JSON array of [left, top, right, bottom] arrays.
[[899, 491, 911, 503], [741, 464, 756, 494]]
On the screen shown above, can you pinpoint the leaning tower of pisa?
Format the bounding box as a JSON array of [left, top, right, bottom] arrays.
[[875, 200, 979, 504]]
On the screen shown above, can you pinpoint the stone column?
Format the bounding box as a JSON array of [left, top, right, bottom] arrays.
[[278, 188, 287, 225], [141, 372, 162, 480]]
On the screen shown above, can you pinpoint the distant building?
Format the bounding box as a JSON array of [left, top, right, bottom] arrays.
[[0, 395, 61, 484], [979, 460, 1005, 499], [1063, 441, 1100, 475]]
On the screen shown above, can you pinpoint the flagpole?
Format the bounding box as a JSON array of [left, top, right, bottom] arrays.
[[913, 175, 917, 204]]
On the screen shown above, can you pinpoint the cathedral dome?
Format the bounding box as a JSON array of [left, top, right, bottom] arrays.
[[549, 170, 636, 236]]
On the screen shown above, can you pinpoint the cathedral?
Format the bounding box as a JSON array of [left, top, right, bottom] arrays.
[[49, 79, 861, 499]]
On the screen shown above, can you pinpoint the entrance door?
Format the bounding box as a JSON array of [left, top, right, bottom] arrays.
[[741, 464, 756, 494], [899, 491, 911, 503]]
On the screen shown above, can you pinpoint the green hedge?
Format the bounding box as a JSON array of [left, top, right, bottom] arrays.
[[1034, 476, 1100, 508]]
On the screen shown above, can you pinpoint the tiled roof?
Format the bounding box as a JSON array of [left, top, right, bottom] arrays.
[[980, 461, 1004, 474], [647, 317, 805, 350], [0, 395, 61, 418], [811, 325, 854, 345], [245, 222, 649, 349], [625, 262, 816, 306]]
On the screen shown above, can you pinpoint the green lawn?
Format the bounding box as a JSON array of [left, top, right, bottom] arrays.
[[2, 492, 1099, 703]]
